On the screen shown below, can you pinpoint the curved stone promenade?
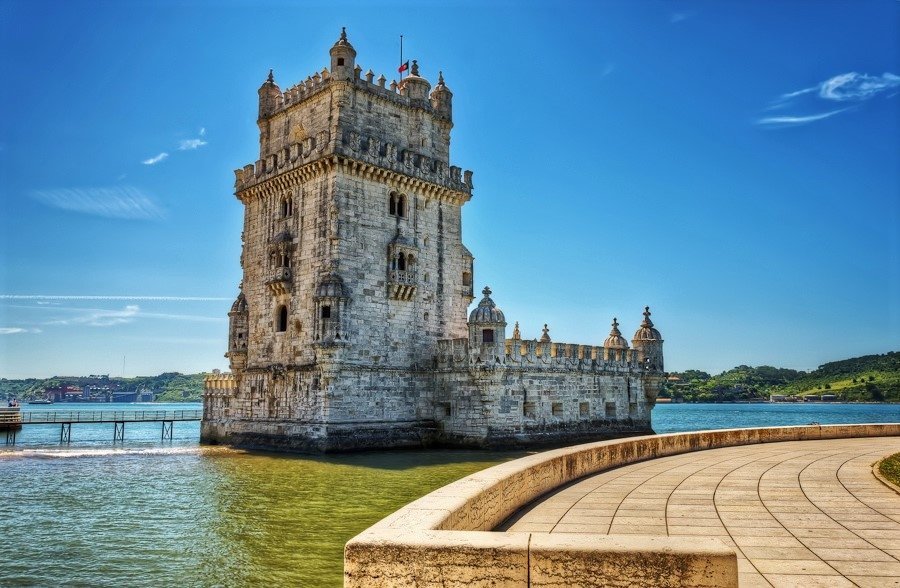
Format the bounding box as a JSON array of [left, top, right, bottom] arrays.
[[503, 437, 900, 588]]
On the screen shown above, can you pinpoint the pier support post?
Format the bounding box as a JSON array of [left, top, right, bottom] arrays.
[[114, 421, 125, 443], [5, 428, 15, 445], [60, 422, 71, 444], [161, 420, 174, 441]]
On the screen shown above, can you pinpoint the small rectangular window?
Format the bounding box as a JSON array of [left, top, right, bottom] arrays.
[[337, 58, 345, 66], [462, 271, 472, 286], [482, 329, 494, 343], [552, 402, 563, 417], [579, 402, 589, 417], [605, 402, 617, 418], [523, 402, 535, 418], [321, 305, 331, 319]]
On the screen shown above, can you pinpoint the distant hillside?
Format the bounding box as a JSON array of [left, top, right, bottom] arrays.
[[665, 351, 899, 402], [0, 372, 206, 402]]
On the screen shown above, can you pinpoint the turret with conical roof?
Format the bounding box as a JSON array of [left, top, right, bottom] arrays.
[[631, 306, 664, 371], [430, 71, 453, 120], [258, 69, 281, 118], [329, 27, 357, 81]]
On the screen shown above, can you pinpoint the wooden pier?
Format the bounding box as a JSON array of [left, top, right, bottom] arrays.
[[0, 409, 202, 445]]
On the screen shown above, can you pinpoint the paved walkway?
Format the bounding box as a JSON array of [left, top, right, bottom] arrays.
[[502, 437, 900, 588]]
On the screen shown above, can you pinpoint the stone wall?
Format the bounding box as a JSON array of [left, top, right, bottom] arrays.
[[345, 424, 900, 587]]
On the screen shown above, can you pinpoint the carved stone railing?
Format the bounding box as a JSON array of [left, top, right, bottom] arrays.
[[266, 266, 292, 295], [388, 270, 417, 301]]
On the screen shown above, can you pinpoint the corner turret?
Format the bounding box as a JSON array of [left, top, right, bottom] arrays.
[[329, 27, 357, 81], [226, 288, 249, 370], [603, 318, 629, 361], [430, 71, 453, 120], [397, 59, 431, 101], [258, 69, 281, 119], [632, 306, 664, 372], [468, 286, 507, 363]]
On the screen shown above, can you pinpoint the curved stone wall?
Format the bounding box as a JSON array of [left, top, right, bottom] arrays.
[[345, 423, 900, 587]]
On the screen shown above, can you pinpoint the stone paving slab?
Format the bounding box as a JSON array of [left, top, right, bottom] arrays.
[[503, 437, 900, 587]]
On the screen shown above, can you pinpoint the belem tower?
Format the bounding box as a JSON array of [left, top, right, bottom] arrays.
[[201, 29, 665, 452]]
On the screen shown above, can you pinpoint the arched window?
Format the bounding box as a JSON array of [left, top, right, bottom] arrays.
[[281, 197, 292, 217], [321, 305, 331, 319], [406, 254, 415, 270], [276, 305, 288, 332], [397, 195, 406, 218], [397, 253, 406, 271], [389, 192, 397, 215]]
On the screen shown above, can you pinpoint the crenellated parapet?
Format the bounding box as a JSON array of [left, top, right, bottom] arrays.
[[434, 337, 641, 373], [233, 134, 473, 197], [203, 372, 236, 396]]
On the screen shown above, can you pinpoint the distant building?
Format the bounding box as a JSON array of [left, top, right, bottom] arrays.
[[202, 30, 665, 452]]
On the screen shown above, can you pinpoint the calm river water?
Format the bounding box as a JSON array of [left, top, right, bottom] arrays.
[[2, 402, 899, 587]]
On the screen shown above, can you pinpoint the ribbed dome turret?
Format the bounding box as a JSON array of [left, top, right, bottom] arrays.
[[468, 286, 506, 324], [604, 318, 629, 349], [230, 292, 248, 314], [632, 307, 662, 342], [316, 273, 346, 298]]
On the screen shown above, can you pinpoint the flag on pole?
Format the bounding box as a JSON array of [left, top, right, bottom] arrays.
[[398, 60, 409, 74]]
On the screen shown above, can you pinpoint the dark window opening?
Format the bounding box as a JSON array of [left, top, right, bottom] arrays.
[[321, 305, 331, 319], [337, 58, 345, 66], [462, 271, 472, 286], [397, 253, 406, 271], [397, 195, 406, 218], [389, 192, 397, 215], [482, 329, 494, 343], [276, 305, 288, 332]]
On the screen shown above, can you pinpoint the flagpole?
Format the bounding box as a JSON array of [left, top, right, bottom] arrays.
[[400, 34, 404, 81]]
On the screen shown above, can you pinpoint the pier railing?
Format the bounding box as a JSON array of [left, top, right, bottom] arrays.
[[0, 409, 202, 425], [2, 409, 203, 445]]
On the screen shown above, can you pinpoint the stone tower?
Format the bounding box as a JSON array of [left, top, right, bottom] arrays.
[[202, 29, 475, 451]]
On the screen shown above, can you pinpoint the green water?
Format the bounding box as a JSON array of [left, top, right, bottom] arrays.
[[3, 402, 899, 586], [0, 445, 521, 587]]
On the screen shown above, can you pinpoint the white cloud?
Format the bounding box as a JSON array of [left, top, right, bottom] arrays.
[[199, 127, 206, 136], [142, 152, 169, 165], [0, 327, 32, 335], [31, 186, 165, 220], [48, 305, 140, 327], [757, 108, 849, 126], [760, 71, 898, 127], [818, 72, 900, 101], [178, 138, 207, 150]]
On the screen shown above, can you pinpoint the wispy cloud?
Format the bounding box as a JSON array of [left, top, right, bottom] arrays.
[[761, 71, 899, 127], [0, 327, 42, 335], [0, 295, 229, 302], [670, 12, 690, 24], [30, 186, 165, 220], [178, 139, 207, 150], [819, 72, 900, 101], [757, 108, 849, 127], [142, 152, 169, 165], [47, 305, 140, 327]]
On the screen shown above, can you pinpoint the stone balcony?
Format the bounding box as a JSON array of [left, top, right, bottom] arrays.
[[388, 270, 417, 301], [266, 266, 292, 296]]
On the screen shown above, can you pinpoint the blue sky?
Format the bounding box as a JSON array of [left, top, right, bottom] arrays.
[[1, 0, 898, 379]]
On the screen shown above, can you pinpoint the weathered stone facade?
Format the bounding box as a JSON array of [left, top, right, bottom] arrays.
[[201, 30, 665, 452]]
